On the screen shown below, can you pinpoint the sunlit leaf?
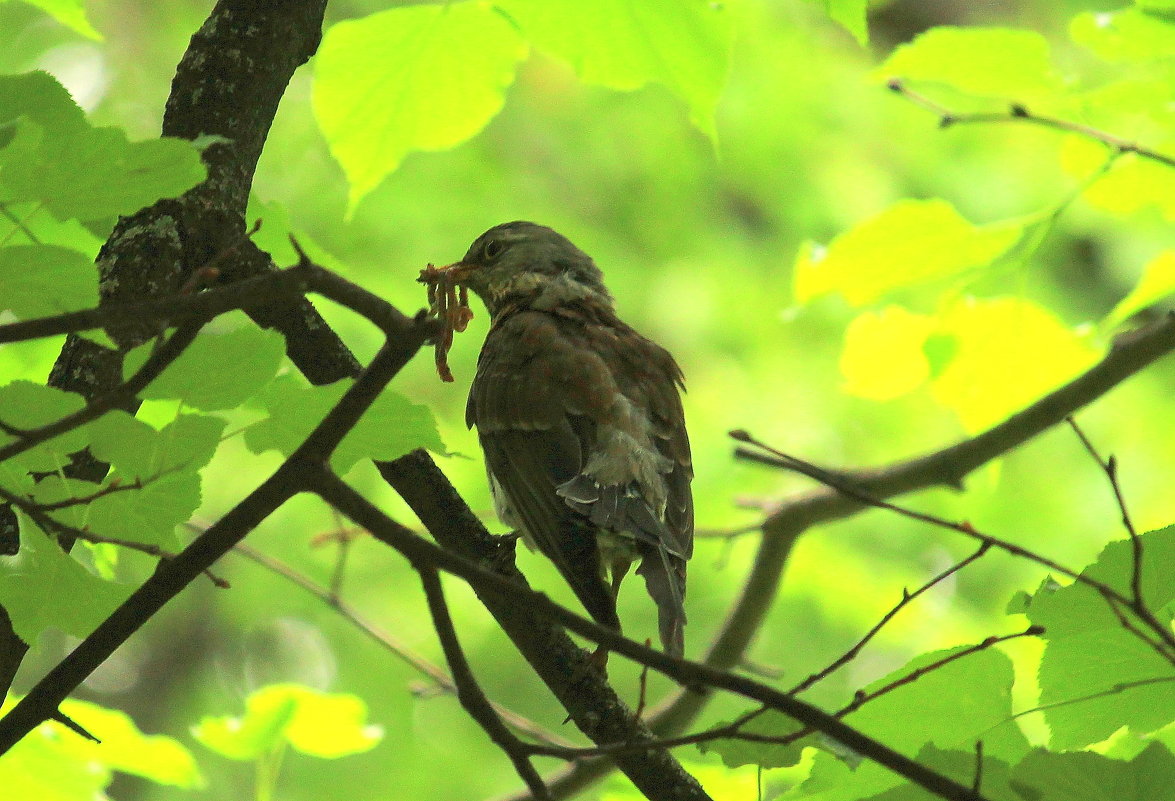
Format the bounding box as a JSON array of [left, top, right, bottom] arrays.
[[839, 306, 935, 400], [1070, 8, 1175, 62], [929, 297, 1101, 432], [803, 0, 869, 45], [793, 199, 1022, 306], [4, 0, 101, 40], [313, 3, 527, 211], [54, 699, 204, 787], [1061, 136, 1175, 221], [192, 684, 382, 761], [1105, 250, 1175, 329], [497, 0, 733, 138], [878, 27, 1063, 99], [244, 374, 445, 474]]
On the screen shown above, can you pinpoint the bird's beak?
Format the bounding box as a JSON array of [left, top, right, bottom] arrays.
[[434, 260, 477, 283]]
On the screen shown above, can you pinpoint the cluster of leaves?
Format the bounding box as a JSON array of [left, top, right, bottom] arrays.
[[0, 66, 437, 797], [701, 528, 1175, 800], [798, 15, 1175, 433], [0, 684, 380, 801]]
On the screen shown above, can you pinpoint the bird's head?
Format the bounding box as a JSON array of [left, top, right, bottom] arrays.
[[438, 221, 613, 318]]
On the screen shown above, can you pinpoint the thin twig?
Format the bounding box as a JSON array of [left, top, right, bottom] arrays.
[[732, 430, 1175, 655], [0, 484, 228, 587], [972, 741, 983, 794], [1066, 418, 1145, 608], [417, 566, 551, 801], [228, 540, 576, 749], [788, 542, 992, 696], [886, 79, 1175, 169], [0, 323, 203, 466]]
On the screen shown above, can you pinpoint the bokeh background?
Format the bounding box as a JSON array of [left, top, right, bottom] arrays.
[[2, 1, 1173, 799]]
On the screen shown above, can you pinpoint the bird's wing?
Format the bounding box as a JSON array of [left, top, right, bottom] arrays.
[[614, 321, 693, 657], [467, 309, 620, 632], [468, 306, 694, 655]]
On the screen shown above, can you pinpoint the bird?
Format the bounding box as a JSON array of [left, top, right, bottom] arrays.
[[431, 221, 693, 658]]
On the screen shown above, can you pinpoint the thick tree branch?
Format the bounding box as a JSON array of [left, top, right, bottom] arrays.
[[740, 313, 1175, 533]]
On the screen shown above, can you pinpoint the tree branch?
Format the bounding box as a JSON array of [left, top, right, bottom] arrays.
[[418, 566, 551, 800]]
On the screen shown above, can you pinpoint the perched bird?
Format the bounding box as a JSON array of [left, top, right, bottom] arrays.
[[434, 221, 693, 657]]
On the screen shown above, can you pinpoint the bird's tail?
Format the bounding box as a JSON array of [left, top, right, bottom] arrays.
[[636, 544, 687, 657]]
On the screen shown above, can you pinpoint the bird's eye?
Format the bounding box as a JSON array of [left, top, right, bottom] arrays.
[[482, 238, 503, 261]]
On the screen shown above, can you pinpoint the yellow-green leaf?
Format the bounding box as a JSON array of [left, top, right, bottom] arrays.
[[56, 699, 204, 787], [840, 306, 935, 400], [878, 27, 1063, 99], [1061, 136, 1175, 221], [313, 3, 527, 212], [3, 0, 101, 40], [192, 684, 383, 761], [793, 199, 1022, 306], [1070, 8, 1175, 62], [497, 0, 733, 139], [1105, 250, 1175, 329], [930, 297, 1101, 432]]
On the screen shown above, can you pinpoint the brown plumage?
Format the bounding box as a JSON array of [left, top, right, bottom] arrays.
[[434, 221, 693, 656]]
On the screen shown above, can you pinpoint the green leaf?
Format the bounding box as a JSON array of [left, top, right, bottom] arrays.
[[1010, 742, 1175, 801], [796, 646, 1029, 799], [192, 684, 383, 761], [0, 72, 204, 222], [1070, 8, 1175, 62], [3, 0, 102, 40], [0, 380, 88, 472], [0, 513, 132, 642], [244, 374, 445, 475], [929, 297, 1101, 432], [0, 700, 111, 800], [1105, 250, 1175, 329], [83, 414, 223, 546], [1061, 136, 1175, 221], [865, 744, 1017, 801], [793, 199, 1022, 306], [877, 27, 1063, 99], [804, 0, 869, 45], [839, 306, 935, 400], [0, 71, 87, 133], [697, 713, 808, 769], [0, 118, 206, 222], [313, 3, 527, 211], [497, 0, 734, 138], [0, 244, 97, 320], [124, 325, 286, 411], [1022, 526, 1175, 749], [87, 412, 226, 478]]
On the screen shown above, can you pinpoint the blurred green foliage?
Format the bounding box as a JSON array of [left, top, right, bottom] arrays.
[[1, 1, 1174, 800]]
